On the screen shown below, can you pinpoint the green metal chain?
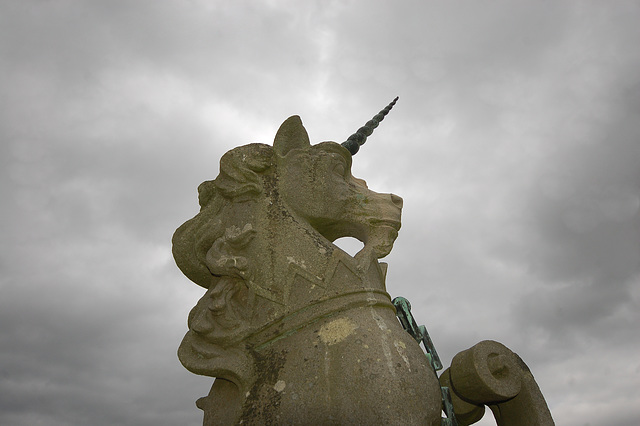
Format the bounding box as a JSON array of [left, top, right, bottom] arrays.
[[393, 297, 458, 426]]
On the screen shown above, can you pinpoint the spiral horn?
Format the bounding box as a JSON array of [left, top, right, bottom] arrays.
[[341, 96, 398, 155]]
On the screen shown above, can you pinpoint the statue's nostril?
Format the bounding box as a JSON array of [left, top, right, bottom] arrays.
[[391, 193, 403, 208]]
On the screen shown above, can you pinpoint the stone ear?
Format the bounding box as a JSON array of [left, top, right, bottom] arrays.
[[273, 115, 311, 156]]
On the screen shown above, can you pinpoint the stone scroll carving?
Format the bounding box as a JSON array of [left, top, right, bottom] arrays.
[[440, 341, 555, 425]]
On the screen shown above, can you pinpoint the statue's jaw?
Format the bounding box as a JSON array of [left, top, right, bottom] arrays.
[[317, 217, 400, 262], [363, 224, 399, 258]]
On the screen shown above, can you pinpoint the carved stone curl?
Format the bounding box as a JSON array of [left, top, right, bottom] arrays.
[[440, 340, 555, 426], [173, 116, 443, 425]]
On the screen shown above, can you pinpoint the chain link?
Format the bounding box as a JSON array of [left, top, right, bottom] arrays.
[[393, 297, 458, 426]]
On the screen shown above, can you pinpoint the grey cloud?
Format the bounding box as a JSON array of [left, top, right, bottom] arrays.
[[2, 1, 640, 425]]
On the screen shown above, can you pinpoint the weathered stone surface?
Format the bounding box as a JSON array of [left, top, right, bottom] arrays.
[[173, 115, 442, 424], [439, 367, 486, 425], [442, 340, 555, 426]]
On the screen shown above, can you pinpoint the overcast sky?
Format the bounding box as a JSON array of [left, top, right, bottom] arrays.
[[1, 1, 639, 425]]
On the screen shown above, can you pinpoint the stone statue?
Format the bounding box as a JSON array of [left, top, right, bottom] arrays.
[[173, 99, 554, 425]]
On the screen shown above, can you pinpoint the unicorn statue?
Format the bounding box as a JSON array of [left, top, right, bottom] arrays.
[[172, 99, 554, 425]]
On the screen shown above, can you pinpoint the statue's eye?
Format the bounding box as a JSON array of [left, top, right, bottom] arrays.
[[333, 162, 346, 176], [328, 152, 349, 177]]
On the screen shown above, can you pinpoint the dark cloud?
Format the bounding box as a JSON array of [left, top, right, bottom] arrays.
[[1, 1, 639, 425]]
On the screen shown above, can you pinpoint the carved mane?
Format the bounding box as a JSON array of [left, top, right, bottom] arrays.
[[172, 142, 275, 290]]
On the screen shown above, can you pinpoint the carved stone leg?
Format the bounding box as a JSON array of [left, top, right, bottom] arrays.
[[440, 340, 554, 426]]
